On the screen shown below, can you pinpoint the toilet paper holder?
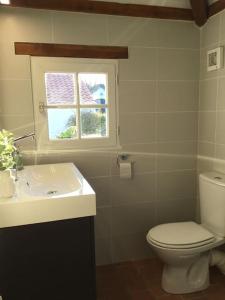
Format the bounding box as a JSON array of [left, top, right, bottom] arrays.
[[117, 154, 134, 166]]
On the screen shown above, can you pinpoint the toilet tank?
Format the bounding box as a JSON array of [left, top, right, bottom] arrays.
[[200, 172, 225, 237]]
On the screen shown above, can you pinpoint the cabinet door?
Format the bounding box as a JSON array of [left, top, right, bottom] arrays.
[[0, 217, 96, 300]]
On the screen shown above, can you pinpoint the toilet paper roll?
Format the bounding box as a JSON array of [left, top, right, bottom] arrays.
[[120, 162, 132, 179]]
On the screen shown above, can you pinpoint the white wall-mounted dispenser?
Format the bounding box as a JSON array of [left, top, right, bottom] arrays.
[[117, 154, 132, 179]]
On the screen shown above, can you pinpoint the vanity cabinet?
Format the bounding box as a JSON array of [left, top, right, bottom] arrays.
[[0, 217, 96, 300]]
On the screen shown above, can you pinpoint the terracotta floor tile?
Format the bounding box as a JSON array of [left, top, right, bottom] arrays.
[[157, 295, 183, 300], [114, 266, 147, 290], [97, 288, 155, 300], [209, 267, 225, 285], [182, 293, 205, 299], [128, 289, 156, 300], [96, 258, 225, 300], [148, 284, 170, 298]]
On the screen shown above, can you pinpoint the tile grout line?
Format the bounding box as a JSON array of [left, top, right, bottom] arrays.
[[213, 11, 222, 163]]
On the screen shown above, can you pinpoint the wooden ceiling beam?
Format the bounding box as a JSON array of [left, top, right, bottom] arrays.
[[209, 0, 225, 17], [14, 42, 129, 59], [190, 0, 208, 26], [2, 0, 193, 21]]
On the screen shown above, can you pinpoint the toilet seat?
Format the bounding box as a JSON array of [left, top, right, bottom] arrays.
[[147, 221, 215, 249]]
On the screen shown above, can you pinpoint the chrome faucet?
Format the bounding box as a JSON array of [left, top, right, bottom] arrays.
[[14, 132, 35, 143]]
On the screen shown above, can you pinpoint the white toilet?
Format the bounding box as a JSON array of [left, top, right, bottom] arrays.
[[147, 172, 225, 294]]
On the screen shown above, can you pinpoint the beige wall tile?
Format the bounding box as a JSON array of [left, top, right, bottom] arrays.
[[111, 233, 153, 263], [108, 16, 157, 47], [35, 153, 85, 165], [72, 153, 111, 178], [157, 20, 199, 49], [53, 12, 108, 45], [121, 142, 156, 154], [119, 47, 157, 80], [219, 10, 225, 42], [217, 77, 225, 110], [215, 111, 225, 144], [95, 237, 112, 266], [198, 111, 216, 142], [201, 15, 220, 48], [157, 81, 198, 112], [1, 115, 35, 136], [215, 144, 225, 160], [0, 7, 52, 43], [213, 156, 225, 173], [95, 207, 112, 239], [33, 152, 111, 176], [199, 79, 217, 111], [157, 112, 197, 142], [87, 177, 111, 208], [119, 113, 155, 144], [34, 152, 111, 177], [158, 49, 199, 80], [0, 42, 30, 80], [112, 202, 156, 236], [0, 80, 33, 115], [197, 156, 214, 173], [119, 81, 156, 113], [218, 64, 225, 78], [198, 142, 215, 157], [157, 198, 196, 224], [157, 141, 196, 171], [157, 170, 196, 202], [110, 173, 156, 205]]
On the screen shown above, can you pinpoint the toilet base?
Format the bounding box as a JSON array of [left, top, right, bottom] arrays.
[[161, 253, 210, 294]]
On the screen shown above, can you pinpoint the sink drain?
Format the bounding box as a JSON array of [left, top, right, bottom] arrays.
[[47, 190, 58, 195]]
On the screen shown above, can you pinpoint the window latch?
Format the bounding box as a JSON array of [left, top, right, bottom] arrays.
[[39, 102, 76, 113], [39, 102, 45, 113]]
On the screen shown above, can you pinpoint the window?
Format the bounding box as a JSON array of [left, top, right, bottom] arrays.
[[31, 57, 118, 150]]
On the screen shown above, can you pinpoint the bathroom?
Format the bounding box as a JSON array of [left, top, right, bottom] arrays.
[[1, 0, 225, 299]]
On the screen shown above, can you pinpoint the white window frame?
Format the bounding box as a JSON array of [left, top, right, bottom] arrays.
[[31, 57, 118, 150]]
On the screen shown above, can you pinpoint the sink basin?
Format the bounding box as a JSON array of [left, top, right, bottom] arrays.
[[0, 163, 96, 228]]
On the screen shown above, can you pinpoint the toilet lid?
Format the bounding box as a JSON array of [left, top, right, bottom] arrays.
[[147, 222, 215, 249]]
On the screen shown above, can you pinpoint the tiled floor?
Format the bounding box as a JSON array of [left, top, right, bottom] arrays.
[[96, 258, 225, 300]]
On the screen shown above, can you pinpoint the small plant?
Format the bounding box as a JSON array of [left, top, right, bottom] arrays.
[[57, 126, 77, 139], [0, 130, 17, 171]]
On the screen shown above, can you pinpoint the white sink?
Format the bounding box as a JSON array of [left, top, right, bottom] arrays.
[[0, 163, 96, 228]]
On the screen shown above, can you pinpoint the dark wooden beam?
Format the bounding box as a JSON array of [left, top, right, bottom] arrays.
[[209, 0, 225, 17], [14, 42, 129, 59], [189, 0, 208, 26], [3, 0, 194, 21]]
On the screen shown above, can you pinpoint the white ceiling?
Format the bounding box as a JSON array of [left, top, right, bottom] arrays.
[[94, 0, 218, 9]]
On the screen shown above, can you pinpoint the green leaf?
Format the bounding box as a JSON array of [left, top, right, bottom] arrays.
[[0, 130, 18, 170]]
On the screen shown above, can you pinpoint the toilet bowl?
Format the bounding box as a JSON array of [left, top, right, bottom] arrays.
[[146, 172, 225, 294], [147, 221, 225, 294]]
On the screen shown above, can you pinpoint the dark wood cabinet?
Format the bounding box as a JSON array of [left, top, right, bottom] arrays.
[[0, 217, 96, 300]]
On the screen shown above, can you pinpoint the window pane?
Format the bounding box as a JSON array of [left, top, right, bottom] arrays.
[[80, 108, 107, 139], [45, 73, 76, 105], [47, 109, 77, 140], [78, 73, 107, 105]]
